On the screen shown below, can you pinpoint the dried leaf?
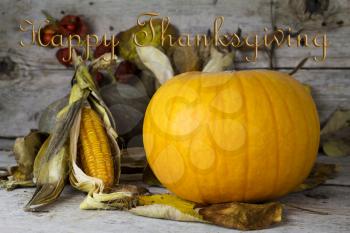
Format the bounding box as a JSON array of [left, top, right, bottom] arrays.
[[131, 194, 204, 222], [0, 131, 48, 191], [25, 141, 69, 211], [12, 131, 48, 181], [321, 109, 350, 157], [80, 184, 147, 210], [167, 45, 201, 74], [130, 204, 204, 222], [0, 180, 35, 191], [199, 202, 283, 230], [323, 140, 350, 157], [80, 191, 137, 210], [136, 46, 174, 86], [202, 47, 234, 72], [321, 109, 350, 136], [26, 96, 84, 211], [294, 163, 337, 192]]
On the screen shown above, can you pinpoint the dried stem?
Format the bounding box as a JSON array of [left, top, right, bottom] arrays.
[[289, 57, 309, 75]]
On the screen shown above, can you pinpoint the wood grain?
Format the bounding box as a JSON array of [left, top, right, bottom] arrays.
[[0, 0, 349, 137]]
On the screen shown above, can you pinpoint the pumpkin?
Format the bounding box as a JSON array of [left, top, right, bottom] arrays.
[[143, 70, 320, 204]]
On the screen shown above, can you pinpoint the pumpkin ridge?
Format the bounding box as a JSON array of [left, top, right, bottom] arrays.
[[187, 78, 206, 203], [286, 78, 314, 186], [255, 72, 281, 199], [262, 73, 298, 196], [236, 73, 249, 201], [164, 78, 193, 189], [214, 78, 227, 203]]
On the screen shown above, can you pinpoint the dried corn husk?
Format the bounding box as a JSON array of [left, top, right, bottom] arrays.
[[8, 131, 48, 184], [25, 51, 128, 211], [136, 46, 174, 86], [25, 98, 82, 211]]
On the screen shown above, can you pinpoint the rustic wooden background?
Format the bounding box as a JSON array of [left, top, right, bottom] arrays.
[[0, 1, 350, 232], [0, 0, 349, 150]]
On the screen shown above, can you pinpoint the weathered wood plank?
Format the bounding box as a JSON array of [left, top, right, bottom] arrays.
[[0, 151, 350, 232], [1, 0, 349, 69], [0, 0, 349, 136], [273, 0, 350, 68], [0, 68, 72, 137]]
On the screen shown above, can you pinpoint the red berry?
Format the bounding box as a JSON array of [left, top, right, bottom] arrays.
[[56, 48, 73, 67], [59, 15, 88, 37], [94, 40, 112, 58], [40, 24, 58, 46], [66, 23, 76, 31]]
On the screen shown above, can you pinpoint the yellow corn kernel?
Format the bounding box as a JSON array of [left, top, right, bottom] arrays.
[[79, 107, 114, 191]]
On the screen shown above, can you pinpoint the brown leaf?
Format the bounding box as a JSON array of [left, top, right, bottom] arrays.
[[320, 109, 350, 157], [12, 131, 49, 181], [322, 139, 350, 157], [199, 202, 282, 230], [294, 163, 337, 192], [167, 45, 201, 74], [321, 109, 350, 136]]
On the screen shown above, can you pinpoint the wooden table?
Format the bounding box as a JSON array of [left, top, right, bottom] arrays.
[[1, 0, 350, 232], [1, 151, 349, 233]]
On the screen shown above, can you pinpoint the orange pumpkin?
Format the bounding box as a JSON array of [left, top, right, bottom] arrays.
[[143, 70, 320, 204]]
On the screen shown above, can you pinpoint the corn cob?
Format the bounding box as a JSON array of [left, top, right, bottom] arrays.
[[79, 107, 115, 191]]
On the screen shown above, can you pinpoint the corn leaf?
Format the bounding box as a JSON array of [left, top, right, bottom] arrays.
[[131, 194, 204, 222], [80, 191, 137, 210], [26, 100, 81, 211], [25, 141, 69, 211], [0, 180, 35, 191]]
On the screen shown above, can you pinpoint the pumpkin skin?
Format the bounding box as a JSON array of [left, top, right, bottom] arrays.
[[143, 70, 320, 204]]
